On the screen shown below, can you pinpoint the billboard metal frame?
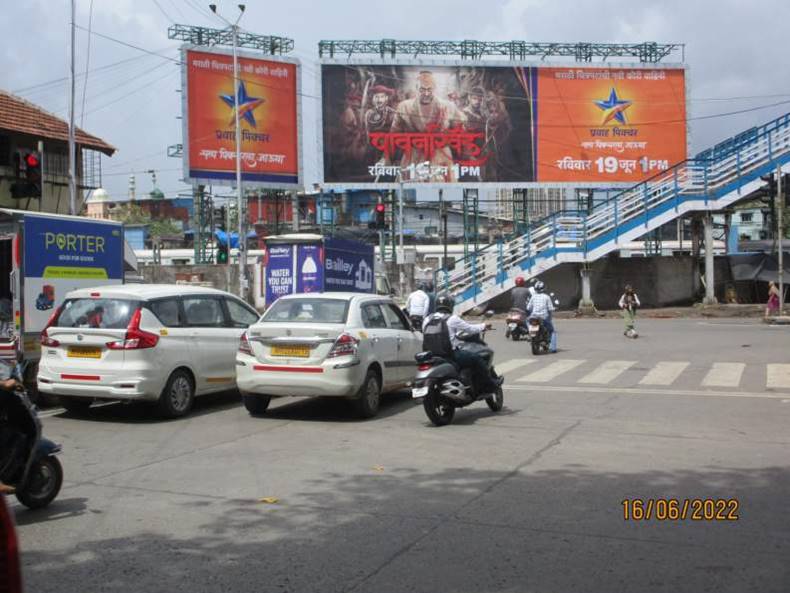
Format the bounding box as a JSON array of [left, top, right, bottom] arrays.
[[181, 44, 304, 190], [317, 57, 689, 190]]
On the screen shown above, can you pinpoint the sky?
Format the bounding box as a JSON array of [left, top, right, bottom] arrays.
[[3, 0, 790, 203]]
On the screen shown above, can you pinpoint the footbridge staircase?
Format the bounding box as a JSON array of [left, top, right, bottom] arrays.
[[442, 112, 790, 314]]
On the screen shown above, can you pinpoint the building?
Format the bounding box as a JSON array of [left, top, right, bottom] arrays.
[[0, 90, 115, 213]]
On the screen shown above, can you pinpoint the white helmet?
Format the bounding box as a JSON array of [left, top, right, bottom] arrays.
[[535, 281, 545, 293]]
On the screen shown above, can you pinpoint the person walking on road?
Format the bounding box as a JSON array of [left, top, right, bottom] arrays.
[[765, 281, 780, 318], [619, 284, 640, 338]]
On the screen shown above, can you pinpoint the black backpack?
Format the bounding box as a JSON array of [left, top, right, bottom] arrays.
[[422, 314, 453, 359]]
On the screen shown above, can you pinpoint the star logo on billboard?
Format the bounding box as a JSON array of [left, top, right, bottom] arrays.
[[220, 81, 265, 128], [594, 88, 632, 125]]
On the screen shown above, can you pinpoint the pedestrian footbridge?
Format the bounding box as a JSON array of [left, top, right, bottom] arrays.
[[442, 112, 790, 314]]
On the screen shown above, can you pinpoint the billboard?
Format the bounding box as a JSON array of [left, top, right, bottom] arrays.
[[182, 46, 301, 188], [319, 62, 686, 187]]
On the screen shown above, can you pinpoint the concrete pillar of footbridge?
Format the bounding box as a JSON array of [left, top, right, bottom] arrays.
[[577, 266, 597, 315], [703, 212, 718, 305]]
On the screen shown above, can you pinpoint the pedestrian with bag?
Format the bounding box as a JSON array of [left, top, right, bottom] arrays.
[[619, 284, 640, 338]]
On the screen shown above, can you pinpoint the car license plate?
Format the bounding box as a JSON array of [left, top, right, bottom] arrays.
[[508, 323, 517, 330], [271, 345, 310, 358], [67, 346, 102, 359], [412, 386, 429, 399]]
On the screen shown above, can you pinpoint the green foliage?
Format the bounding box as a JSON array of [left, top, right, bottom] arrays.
[[113, 203, 182, 238]]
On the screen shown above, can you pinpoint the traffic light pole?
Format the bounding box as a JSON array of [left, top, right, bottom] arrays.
[[778, 165, 784, 314], [67, 0, 77, 215]]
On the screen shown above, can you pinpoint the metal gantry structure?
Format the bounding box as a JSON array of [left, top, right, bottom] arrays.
[[318, 39, 684, 63], [167, 24, 294, 265]]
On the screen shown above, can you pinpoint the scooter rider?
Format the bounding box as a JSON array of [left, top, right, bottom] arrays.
[[0, 361, 20, 494], [422, 293, 500, 398], [511, 276, 531, 312], [527, 281, 556, 351]]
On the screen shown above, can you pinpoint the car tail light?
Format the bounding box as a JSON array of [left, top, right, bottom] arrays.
[[0, 496, 23, 593], [418, 362, 433, 371], [327, 333, 359, 358], [40, 305, 63, 347], [238, 331, 252, 356], [106, 308, 159, 350]]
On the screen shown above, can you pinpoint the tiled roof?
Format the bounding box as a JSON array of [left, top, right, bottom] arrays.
[[0, 90, 115, 155]]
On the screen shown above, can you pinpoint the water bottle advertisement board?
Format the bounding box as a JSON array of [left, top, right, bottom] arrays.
[[264, 244, 294, 305], [296, 244, 323, 293]]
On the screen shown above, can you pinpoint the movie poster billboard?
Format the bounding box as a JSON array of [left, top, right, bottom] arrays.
[[182, 46, 301, 188], [319, 62, 686, 187]]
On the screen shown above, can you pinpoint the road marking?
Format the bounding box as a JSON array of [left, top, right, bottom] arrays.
[[495, 359, 536, 375], [516, 359, 585, 383], [503, 384, 790, 400], [578, 360, 636, 384], [702, 363, 745, 388], [639, 362, 689, 386], [767, 364, 790, 389]]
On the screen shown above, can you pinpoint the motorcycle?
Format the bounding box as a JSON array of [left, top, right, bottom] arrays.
[[411, 312, 504, 426], [527, 317, 551, 355], [0, 362, 63, 509], [505, 308, 528, 341]]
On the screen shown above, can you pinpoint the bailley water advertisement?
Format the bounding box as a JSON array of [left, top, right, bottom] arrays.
[[23, 215, 123, 333], [324, 238, 374, 293], [264, 244, 294, 305], [296, 244, 323, 293]]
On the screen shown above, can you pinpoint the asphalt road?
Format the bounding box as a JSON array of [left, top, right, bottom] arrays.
[[12, 318, 790, 593]]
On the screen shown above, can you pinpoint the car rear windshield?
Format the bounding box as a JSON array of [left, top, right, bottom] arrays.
[[262, 298, 349, 324], [56, 298, 137, 329]]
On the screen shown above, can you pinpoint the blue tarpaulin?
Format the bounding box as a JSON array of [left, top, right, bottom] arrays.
[[214, 230, 258, 248]]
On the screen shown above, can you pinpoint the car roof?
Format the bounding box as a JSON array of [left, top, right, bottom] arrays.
[[65, 284, 236, 300]]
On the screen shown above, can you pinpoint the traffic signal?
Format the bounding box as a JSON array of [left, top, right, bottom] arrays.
[[10, 150, 43, 199], [216, 243, 229, 264], [368, 203, 388, 230]]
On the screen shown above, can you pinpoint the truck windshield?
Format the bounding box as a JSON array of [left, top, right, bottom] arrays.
[[262, 298, 349, 324], [56, 298, 136, 329]]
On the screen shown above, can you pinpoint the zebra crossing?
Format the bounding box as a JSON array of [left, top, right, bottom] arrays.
[[495, 357, 790, 392]]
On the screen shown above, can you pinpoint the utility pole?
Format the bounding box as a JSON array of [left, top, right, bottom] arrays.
[[210, 3, 247, 299], [68, 0, 77, 215], [778, 165, 784, 314]]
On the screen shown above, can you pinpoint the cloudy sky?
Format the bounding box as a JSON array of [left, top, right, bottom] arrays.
[[4, 0, 790, 201]]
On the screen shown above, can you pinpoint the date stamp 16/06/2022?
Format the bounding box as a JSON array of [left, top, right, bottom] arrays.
[[622, 499, 740, 521]]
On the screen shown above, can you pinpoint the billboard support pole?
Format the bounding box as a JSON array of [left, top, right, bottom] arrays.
[[778, 165, 784, 314]]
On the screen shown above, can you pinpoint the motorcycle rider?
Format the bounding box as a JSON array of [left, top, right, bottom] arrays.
[[511, 276, 531, 312], [526, 281, 556, 352], [0, 360, 20, 494], [405, 282, 431, 327], [422, 293, 500, 398]]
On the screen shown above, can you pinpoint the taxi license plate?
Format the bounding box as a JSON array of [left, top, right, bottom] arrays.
[[271, 345, 310, 358], [412, 386, 429, 399], [67, 346, 102, 359]]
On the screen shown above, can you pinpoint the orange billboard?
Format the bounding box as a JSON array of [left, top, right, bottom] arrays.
[[183, 47, 300, 187], [536, 66, 687, 182]]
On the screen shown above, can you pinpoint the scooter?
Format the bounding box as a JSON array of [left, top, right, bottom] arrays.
[[527, 317, 552, 355], [0, 363, 63, 509], [505, 308, 528, 341], [411, 313, 504, 426]]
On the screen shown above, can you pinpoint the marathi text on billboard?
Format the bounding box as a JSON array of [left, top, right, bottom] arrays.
[[319, 63, 686, 185], [183, 48, 301, 188]]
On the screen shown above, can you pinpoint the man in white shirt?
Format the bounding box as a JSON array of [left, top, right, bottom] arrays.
[[527, 281, 556, 352], [406, 283, 430, 324]]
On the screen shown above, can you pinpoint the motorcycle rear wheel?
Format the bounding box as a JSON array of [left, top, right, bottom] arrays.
[[531, 340, 541, 355], [486, 386, 504, 412], [423, 392, 455, 426], [16, 456, 63, 510]]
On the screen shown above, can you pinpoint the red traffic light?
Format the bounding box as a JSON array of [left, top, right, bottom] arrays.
[[25, 153, 40, 168], [375, 203, 386, 213]]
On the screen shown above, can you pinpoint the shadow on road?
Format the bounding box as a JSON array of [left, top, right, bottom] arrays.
[[262, 390, 416, 423]]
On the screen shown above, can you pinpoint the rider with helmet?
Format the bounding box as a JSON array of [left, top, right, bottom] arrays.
[[422, 293, 500, 398], [511, 276, 531, 312], [526, 281, 556, 351]]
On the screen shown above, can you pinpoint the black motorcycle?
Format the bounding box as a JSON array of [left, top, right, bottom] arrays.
[[505, 308, 528, 341], [527, 317, 551, 355], [0, 364, 63, 509], [412, 321, 504, 426]]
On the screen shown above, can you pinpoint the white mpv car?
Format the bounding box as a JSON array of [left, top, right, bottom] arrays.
[[37, 284, 260, 418], [237, 293, 422, 418]]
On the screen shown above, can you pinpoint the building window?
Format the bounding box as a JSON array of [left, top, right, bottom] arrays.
[[0, 135, 9, 167], [740, 212, 753, 223]]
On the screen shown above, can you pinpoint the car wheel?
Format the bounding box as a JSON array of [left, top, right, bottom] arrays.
[[15, 456, 63, 510], [157, 370, 195, 419], [60, 396, 93, 413], [243, 394, 271, 417], [353, 369, 381, 419]]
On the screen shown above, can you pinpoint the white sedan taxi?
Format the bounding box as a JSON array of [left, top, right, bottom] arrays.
[[236, 293, 421, 418]]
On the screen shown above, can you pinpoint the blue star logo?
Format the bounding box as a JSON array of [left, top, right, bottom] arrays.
[[594, 88, 632, 125], [220, 81, 265, 128]]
